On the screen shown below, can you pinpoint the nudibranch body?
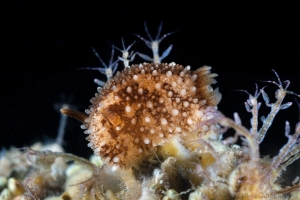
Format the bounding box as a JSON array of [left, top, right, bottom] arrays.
[[81, 62, 221, 168]]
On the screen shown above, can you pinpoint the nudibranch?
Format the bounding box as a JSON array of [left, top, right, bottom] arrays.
[[61, 62, 221, 168]]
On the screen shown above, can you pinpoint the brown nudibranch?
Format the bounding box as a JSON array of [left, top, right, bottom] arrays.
[[61, 62, 221, 168]]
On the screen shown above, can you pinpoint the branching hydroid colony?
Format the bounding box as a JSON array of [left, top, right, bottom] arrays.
[[1, 23, 300, 200]]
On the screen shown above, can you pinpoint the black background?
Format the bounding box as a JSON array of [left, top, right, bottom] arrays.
[[1, 1, 300, 182]]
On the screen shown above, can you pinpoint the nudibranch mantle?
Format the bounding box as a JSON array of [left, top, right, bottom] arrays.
[[82, 62, 221, 168], [62, 62, 222, 168]]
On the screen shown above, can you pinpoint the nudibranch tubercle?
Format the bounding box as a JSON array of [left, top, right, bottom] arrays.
[[61, 62, 221, 168]]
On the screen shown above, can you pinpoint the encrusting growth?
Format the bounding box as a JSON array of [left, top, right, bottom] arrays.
[[214, 72, 300, 199], [62, 62, 221, 168]]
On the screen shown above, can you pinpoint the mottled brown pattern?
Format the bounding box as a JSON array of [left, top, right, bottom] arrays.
[[67, 62, 221, 168]]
